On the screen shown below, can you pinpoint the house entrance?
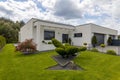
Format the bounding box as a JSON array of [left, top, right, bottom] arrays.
[[62, 34, 68, 43]]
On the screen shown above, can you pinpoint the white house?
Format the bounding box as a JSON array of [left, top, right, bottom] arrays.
[[19, 18, 118, 51]]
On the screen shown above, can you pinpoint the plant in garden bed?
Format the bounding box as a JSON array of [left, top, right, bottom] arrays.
[[79, 46, 87, 52], [42, 40, 47, 44], [52, 38, 79, 58], [91, 35, 97, 47], [91, 48, 99, 52], [52, 38, 64, 48], [107, 37, 112, 45], [64, 43, 71, 46], [15, 39, 37, 54], [48, 41, 52, 44], [106, 50, 116, 55], [100, 44, 105, 52], [83, 43, 87, 47]]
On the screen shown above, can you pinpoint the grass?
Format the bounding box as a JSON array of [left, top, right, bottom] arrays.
[[0, 44, 120, 80]]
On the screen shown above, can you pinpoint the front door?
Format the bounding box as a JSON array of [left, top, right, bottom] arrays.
[[62, 34, 68, 43]]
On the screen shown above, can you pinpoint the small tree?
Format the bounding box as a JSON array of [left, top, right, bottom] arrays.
[[91, 35, 97, 47], [100, 44, 105, 52], [15, 39, 37, 54], [107, 37, 112, 45]]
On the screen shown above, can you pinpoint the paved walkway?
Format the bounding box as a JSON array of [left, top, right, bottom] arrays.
[[52, 55, 75, 66], [48, 55, 83, 70]]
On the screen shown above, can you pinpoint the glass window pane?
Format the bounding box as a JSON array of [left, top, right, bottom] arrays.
[[44, 30, 55, 40]]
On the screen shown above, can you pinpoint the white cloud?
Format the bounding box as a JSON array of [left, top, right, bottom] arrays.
[[0, 0, 45, 21], [54, 0, 83, 19], [0, 0, 120, 34], [38, 0, 56, 10]]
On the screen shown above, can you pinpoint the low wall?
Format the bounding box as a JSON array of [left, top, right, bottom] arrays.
[[96, 46, 120, 55]]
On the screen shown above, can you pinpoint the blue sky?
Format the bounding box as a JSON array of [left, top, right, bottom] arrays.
[[0, 0, 120, 33]]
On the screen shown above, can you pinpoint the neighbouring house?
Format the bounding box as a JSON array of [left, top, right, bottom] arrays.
[[19, 18, 118, 51]]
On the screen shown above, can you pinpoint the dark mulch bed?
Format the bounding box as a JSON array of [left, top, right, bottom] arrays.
[[47, 55, 83, 70]]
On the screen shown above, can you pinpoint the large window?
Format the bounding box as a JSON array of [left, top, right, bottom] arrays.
[[44, 30, 55, 40], [74, 33, 82, 37]]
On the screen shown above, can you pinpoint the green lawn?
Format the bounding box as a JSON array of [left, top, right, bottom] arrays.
[[0, 44, 120, 80]]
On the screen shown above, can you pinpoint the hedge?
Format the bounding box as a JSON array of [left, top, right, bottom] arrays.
[[0, 36, 6, 49]]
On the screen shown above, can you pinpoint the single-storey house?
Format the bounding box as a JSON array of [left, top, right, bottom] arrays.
[[19, 18, 118, 51]]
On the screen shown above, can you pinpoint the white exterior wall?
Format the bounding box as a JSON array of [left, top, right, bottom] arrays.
[[33, 20, 74, 51], [19, 18, 118, 51], [90, 24, 118, 45], [39, 26, 72, 51], [19, 19, 35, 42], [72, 24, 92, 46]]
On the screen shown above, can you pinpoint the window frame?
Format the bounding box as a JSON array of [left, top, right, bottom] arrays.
[[74, 33, 82, 37], [44, 30, 55, 40]]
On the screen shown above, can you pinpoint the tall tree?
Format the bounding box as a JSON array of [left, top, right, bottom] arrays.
[[0, 17, 25, 43]]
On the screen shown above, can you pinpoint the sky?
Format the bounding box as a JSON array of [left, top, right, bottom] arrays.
[[0, 0, 120, 33]]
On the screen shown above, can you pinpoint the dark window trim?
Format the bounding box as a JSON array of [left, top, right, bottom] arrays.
[[74, 33, 82, 37], [44, 30, 55, 40]]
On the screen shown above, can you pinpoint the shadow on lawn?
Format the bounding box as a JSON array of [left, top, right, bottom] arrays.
[[15, 51, 41, 57]]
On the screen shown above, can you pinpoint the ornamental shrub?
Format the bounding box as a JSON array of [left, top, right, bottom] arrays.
[[0, 36, 6, 49], [91, 35, 97, 47], [53, 39, 79, 58], [42, 40, 47, 44], [55, 48, 66, 58], [107, 37, 112, 45], [65, 46, 79, 57], [83, 43, 87, 46], [16, 39, 37, 54], [106, 50, 116, 55], [91, 48, 99, 52], [52, 38, 64, 48], [48, 42, 52, 44], [64, 43, 71, 46], [79, 46, 87, 51], [100, 44, 105, 48]]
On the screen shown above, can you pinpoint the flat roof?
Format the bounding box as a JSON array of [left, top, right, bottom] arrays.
[[26, 18, 117, 32], [32, 18, 75, 27], [76, 23, 117, 31]]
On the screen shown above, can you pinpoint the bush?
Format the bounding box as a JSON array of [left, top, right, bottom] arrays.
[[106, 50, 116, 55], [64, 43, 71, 46], [83, 43, 87, 46], [0, 36, 6, 49], [91, 48, 99, 52], [55, 48, 66, 58], [52, 38, 64, 48], [55, 46, 78, 58], [65, 46, 79, 57], [48, 42, 52, 44], [16, 39, 37, 54], [91, 35, 97, 47], [53, 39, 79, 58], [42, 40, 47, 44], [79, 46, 87, 51], [107, 37, 112, 45], [100, 44, 105, 48]]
